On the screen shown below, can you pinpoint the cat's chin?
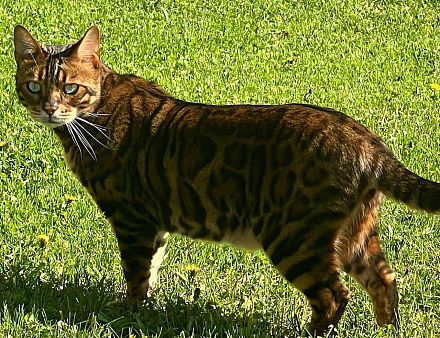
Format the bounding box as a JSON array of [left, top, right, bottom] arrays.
[[30, 116, 70, 129], [37, 122, 66, 129], [48, 122, 68, 129], [30, 112, 76, 129], [33, 118, 69, 129]]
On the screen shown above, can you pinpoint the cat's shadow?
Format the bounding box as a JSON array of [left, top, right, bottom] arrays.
[[0, 270, 304, 337]]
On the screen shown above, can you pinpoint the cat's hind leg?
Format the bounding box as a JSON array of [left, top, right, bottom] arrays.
[[338, 190, 399, 328], [264, 214, 351, 336], [279, 253, 350, 336], [301, 270, 350, 336], [343, 238, 398, 327]]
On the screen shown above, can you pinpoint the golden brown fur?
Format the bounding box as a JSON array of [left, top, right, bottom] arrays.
[[14, 25, 440, 336]]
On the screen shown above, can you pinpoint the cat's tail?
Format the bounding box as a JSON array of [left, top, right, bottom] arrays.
[[375, 155, 440, 214]]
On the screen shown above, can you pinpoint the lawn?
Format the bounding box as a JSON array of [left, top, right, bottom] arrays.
[[0, 0, 439, 337]]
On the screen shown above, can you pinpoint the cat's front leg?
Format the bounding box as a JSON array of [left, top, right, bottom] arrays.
[[147, 231, 169, 294], [109, 218, 167, 300]]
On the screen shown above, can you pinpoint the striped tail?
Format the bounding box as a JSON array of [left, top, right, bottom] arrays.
[[375, 157, 440, 214]]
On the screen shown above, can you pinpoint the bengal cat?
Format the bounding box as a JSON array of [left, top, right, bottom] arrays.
[[13, 25, 440, 336]]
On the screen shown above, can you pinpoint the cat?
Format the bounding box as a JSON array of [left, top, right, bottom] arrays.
[[13, 25, 440, 336]]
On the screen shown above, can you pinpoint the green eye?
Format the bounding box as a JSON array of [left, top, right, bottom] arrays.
[[64, 84, 78, 94], [27, 81, 41, 93]]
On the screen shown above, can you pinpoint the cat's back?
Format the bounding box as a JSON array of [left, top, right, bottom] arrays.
[[161, 100, 387, 173], [105, 73, 384, 162]]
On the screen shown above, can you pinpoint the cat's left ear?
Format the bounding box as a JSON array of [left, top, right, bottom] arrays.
[[70, 26, 100, 67], [14, 25, 45, 65]]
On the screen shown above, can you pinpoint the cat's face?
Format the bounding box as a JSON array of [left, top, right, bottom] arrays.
[[14, 26, 101, 128]]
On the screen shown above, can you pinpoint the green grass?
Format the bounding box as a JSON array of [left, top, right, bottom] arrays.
[[0, 0, 439, 336]]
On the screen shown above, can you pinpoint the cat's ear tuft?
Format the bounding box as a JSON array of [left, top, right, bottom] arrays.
[[14, 25, 44, 65], [71, 26, 100, 68]]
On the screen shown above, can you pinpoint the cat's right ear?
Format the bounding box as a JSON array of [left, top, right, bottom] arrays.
[[13, 25, 44, 65], [70, 26, 100, 68]]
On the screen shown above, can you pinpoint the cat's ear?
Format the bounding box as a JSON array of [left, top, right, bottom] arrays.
[[14, 25, 44, 65], [70, 26, 100, 67]]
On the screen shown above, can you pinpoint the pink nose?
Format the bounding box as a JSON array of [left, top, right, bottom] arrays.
[[43, 103, 58, 115]]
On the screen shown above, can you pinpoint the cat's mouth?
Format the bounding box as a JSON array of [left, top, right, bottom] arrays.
[[31, 109, 77, 128]]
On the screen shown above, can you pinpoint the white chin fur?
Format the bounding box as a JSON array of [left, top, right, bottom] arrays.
[[31, 110, 75, 128]]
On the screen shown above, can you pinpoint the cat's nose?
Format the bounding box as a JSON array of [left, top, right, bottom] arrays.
[[43, 102, 59, 115]]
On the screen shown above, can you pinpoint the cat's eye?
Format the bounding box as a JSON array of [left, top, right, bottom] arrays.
[[27, 81, 41, 94], [64, 84, 79, 95]]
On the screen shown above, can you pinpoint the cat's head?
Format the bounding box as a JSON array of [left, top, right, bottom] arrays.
[[14, 25, 102, 128]]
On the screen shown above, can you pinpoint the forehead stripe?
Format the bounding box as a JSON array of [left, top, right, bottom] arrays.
[[38, 67, 44, 81], [45, 54, 63, 83]]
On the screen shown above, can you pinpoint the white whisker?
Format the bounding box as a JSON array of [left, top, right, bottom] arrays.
[[66, 123, 83, 160], [70, 122, 97, 161], [72, 119, 111, 150], [76, 116, 107, 131], [86, 112, 112, 117], [76, 116, 112, 141]]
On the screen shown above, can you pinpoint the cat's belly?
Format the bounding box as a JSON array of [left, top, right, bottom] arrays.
[[220, 228, 262, 251], [170, 208, 262, 251]]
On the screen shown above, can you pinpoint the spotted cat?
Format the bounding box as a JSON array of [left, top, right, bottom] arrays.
[[13, 25, 440, 335]]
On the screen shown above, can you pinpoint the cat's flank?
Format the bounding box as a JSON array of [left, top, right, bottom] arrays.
[[14, 25, 440, 336]]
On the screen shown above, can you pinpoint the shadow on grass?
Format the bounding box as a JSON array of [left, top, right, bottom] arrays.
[[0, 267, 303, 337]]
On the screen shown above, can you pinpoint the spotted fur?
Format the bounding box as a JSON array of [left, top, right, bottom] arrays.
[[14, 25, 440, 336]]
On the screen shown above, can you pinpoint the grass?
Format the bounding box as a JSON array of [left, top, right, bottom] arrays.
[[0, 0, 439, 336]]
